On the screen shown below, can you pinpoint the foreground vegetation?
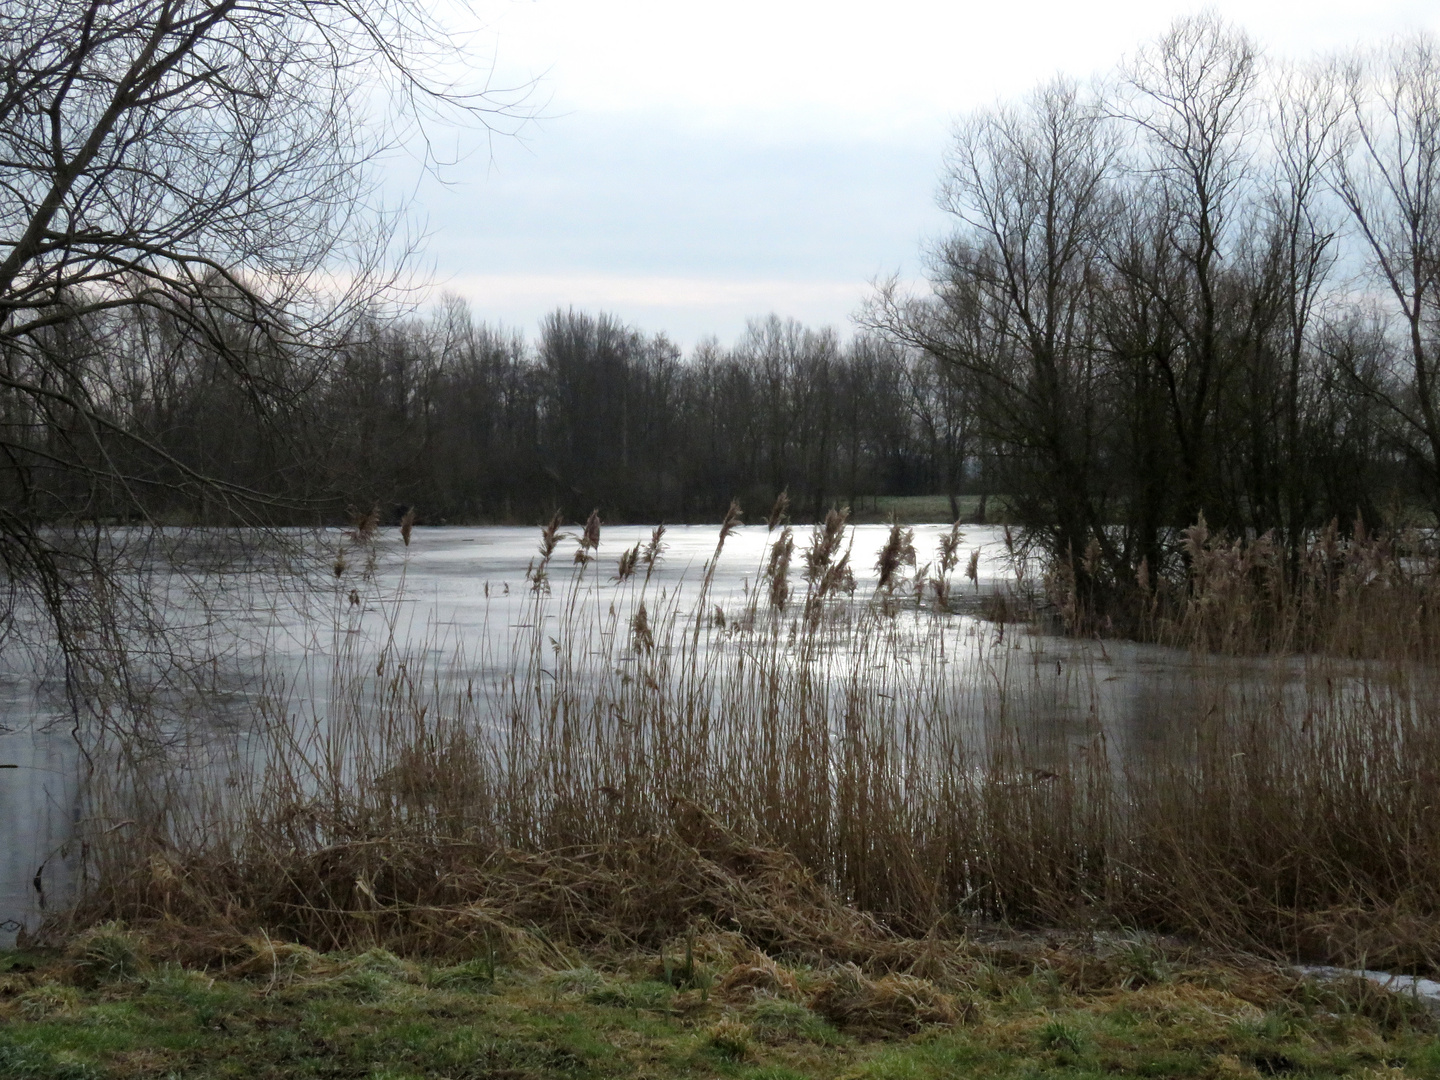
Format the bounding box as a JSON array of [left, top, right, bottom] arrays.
[[29, 512, 1434, 982], [5, 926, 1440, 1080]]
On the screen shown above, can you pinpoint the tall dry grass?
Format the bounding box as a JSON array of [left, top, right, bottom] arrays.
[[1052, 514, 1440, 661], [51, 514, 1440, 975]]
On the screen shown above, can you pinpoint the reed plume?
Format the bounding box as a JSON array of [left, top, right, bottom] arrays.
[[582, 508, 601, 550], [717, 499, 743, 554], [527, 511, 566, 594], [803, 507, 850, 587], [615, 542, 640, 582], [765, 526, 794, 611], [538, 511, 563, 560], [874, 521, 916, 593], [642, 524, 667, 582], [765, 490, 790, 532], [349, 504, 380, 542], [699, 500, 743, 602], [574, 509, 602, 565], [631, 601, 653, 653], [938, 522, 964, 576]]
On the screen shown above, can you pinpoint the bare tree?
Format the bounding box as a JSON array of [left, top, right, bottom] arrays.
[[1108, 13, 1261, 525], [896, 342, 972, 520], [1331, 34, 1440, 514], [0, 0, 529, 756], [868, 78, 1117, 572], [865, 14, 1417, 617], [1265, 60, 1344, 549]]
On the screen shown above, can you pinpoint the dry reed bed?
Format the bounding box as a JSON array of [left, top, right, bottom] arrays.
[[53, 514, 1440, 976]]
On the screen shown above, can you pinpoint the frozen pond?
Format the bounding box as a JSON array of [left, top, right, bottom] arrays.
[[0, 522, 1256, 942]]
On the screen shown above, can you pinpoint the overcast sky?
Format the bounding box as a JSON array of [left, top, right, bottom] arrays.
[[402, 0, 1440, 348]]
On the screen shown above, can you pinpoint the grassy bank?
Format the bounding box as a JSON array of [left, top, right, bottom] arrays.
[[4, 928, 1439, 1080]]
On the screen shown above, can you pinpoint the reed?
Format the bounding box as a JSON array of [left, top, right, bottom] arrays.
[[874, 521, 916, 594], [48, 516, 1440, 978], [1050, 514, 1440, 662]]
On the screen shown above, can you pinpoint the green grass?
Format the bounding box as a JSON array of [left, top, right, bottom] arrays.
[[2, 944, 1438, 1079], [846, 494, 1005, 524]]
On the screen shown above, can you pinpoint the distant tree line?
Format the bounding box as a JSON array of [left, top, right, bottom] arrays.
[[1, 297, 978, 526], [330, 303, 978, 523], [866, 16, 1440, 602]]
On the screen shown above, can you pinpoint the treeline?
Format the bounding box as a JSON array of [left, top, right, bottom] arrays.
[[868, 17, 1440, 598], [0, 297, 973, 527], [318, 303, 977, 523]]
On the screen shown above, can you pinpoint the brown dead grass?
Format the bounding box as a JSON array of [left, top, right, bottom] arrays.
[[808, 962, 970, 1033], [59, 804, 943, 974], [718, 955, 803, 1002]]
